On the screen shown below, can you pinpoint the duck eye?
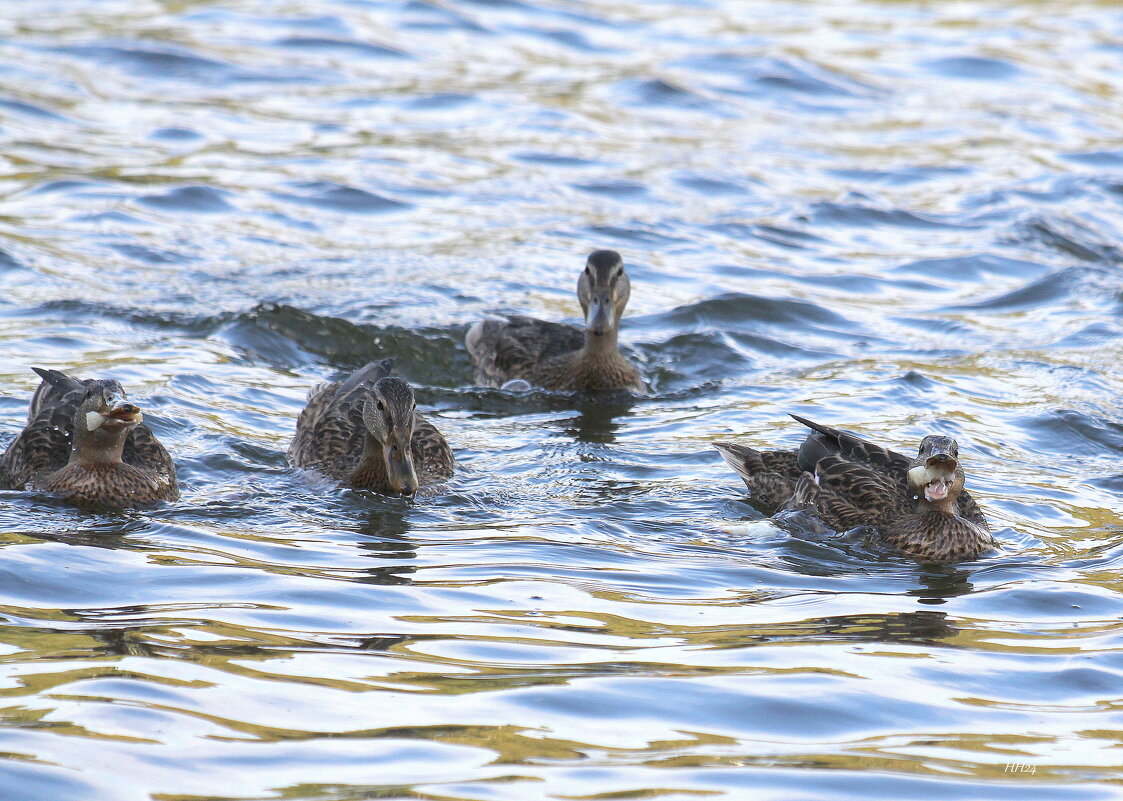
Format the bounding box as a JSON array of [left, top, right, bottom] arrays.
[[376, 400, 385, 412]]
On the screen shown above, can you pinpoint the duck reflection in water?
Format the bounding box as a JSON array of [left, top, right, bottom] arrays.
[[565, 391, 637, 445], [352, 507, 417, 587]]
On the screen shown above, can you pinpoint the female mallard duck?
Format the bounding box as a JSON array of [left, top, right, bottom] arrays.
[[288, 359, 453, 497], [714, 415, 995, 562], [0, 367, 178, 507], [465, 250, 644, 393]]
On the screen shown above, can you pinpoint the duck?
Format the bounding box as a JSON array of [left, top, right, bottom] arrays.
[[714, 415, 995, 562], [465, 250, 644, 393], [288, 359, 453, 496], [0, 367, 178, 507]]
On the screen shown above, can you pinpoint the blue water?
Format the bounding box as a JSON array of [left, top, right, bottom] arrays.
[[0, 1, 1121, 799]]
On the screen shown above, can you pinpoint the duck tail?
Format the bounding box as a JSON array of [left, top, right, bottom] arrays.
[[713, 442, 767, 484]]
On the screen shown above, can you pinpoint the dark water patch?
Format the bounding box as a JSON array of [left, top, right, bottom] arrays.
[[58, 43, 246, 84], [581, 223, 692, 247], [401, 1, 490, 33], [396, 93, 477, 111], [657, 292, 862, 333], [709, 221, 828, 249], [272, 36, 411, 59], [923, 55, 1022, 80], [56, 42, 325, 85], [0, 248, 24, 271], [108, 243, 196, 264], [511, 151, 606, 168], [148, 126, 203, 141], [1023, 410, 1123, 457], [27, 179, 110, 195], [572, 180, 648, 199], [615, 77, 724, 114], [0, 97, 68, 121], [1062, 149, 1123, 168], [828, 164, 972, 186], [894, 253, 1050, 282], [270, 181, 411, 214], [220, 303, 469, 384], [1091, 473, 1123, 492], [71, 210, 150, 226], [712, 262, 916, 295], [807, 200, 973, 230], [674, 172, 752, 196], [943, 267, 1090, 312], [1013, 215, 1122, 263], [514, 26, 608, 52], [676, 52, 877, 98], [137, 185, 235, 213]]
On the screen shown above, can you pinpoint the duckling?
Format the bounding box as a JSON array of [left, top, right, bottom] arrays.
[[0, 367, 178, 507], [714, 415, 995, 561], [465, 250, 644, 393], [288, 359, 453, 496]]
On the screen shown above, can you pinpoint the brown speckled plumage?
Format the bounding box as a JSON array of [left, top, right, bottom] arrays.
[[715, 415, 995, 562], [466, 250, 643, 393], [288, 359, 453, 495], [0, 368, 178, 508]]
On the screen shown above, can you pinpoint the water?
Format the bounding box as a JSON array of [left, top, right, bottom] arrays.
[[0, 1, 1121, 798]]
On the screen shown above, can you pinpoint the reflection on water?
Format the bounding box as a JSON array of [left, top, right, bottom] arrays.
[[0, 0, 1122, 799]]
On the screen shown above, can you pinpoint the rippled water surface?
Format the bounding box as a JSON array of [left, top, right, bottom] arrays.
[[1, 1, 1122, 798]]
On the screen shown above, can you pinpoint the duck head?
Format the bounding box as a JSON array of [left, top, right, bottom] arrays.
[[906, 435, 965, 509], [577, 250, 630, 341], [72, 381, 142, 463], [360, 376, 418, 497]]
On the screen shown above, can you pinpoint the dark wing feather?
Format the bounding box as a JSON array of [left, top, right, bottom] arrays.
[[1, 376, 93, 487], [122, 424, 177, 481], [792, 415, 910, 475], [784, 472, 874, 531], [289, 381, 363, 480], [412, 412, 454, 483], [467, 316, 584, 386], [810, 454, 903, 519]]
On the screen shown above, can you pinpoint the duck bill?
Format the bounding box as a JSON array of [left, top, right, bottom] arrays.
[[585, 296, 614, 337], [922, 452, 957, 502], [108, 399, 142, 425], [91, 398, 142, 431], [383, 435, 418, 497]]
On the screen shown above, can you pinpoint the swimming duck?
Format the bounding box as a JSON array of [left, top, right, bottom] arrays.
[[288, 359, 453, 496], [465, 250, 644, 393], [0, 367, 178, 507], [714, 415, 995, 562]]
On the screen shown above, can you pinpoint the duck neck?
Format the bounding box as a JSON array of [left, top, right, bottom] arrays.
[[70, 427, 128, 466], [351, 433, 389, 490], [916, 496, 956, 516], [583, 327, 620, 358]]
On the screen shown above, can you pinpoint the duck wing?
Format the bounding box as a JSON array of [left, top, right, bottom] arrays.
[[784, 472, 874, 531], [792, 415, 910, 476], [121, 424, 178, 492], [1, 369, 118, 488], [412, 412, 454, 484], [466, 316, 584, 386], [809, 454, 904, 519], [289, 360, 394, 478]]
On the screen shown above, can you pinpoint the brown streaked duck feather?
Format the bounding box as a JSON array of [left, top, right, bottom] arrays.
[[0, 367, 178, 507], [715, 416, 996, 562], [466, 250, 644, 393], [288, 359, 453, 495]]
